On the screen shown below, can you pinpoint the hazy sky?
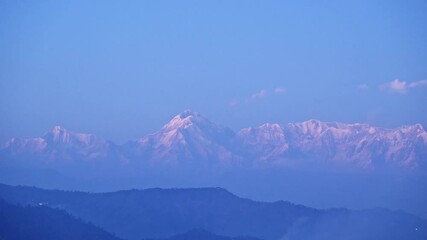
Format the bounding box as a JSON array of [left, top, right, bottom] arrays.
[[1, 0, 426, 143]]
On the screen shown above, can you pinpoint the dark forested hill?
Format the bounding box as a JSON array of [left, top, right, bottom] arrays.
[[0, 184, 310, 240], [0, 199, 121, 240], [0, 184, 426, 240]]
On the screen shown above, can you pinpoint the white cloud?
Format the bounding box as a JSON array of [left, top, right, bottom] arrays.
[[387, 79, 407, 94], [381, 79, 427, 94], [274, 87, 286, 94], [250, 89, 268, 100]]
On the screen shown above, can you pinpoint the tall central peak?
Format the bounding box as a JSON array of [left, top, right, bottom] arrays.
[[161, 110, 208, 132], [179, 109, 199, 119], [45, 125, 71, 143], [52, 125, 66, 134]]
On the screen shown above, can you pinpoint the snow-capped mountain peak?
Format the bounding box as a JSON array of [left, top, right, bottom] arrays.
[[43, 126, 97, 146], [133, 110, 240, 165], [238, 123, 286, 146], [161, 110, 206, 132], [45, 125, 71, 144], [0, 126, 121, 164], [179, 109, 199, 119]]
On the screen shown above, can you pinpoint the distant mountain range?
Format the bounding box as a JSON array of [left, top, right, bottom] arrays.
[[0, 184, 426, 240], [1, 110, 426, 173]]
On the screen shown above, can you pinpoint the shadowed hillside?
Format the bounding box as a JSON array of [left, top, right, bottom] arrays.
[[0, 199, 121, 240], [0, 184, 426, 240], [144, 229, 262, 240]]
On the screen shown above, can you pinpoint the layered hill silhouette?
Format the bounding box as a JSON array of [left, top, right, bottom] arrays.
[[144, 229, 262, 240], [0, 184, 426, 240], [0, 199, 122, 240], [0, 198, 261, 240], [1, 110, 426, 175]]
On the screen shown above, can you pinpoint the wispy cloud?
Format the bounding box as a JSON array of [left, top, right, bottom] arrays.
[[229, 87, 286, 108], [229, 99, 239, 108], [250, 89, 268, 100], [408, 79, 427, 88], [274, 87, 286, 94], [381, 79, 427, 94], [357, 84, 369, 90]]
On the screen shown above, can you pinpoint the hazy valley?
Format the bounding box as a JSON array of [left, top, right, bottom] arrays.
[[1, 184, 426, 240]]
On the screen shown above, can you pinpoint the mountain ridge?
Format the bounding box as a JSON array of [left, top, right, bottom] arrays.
[[1, 110, 426, 171], [0, 183, 426, 240], [0, 198, 122, 240]]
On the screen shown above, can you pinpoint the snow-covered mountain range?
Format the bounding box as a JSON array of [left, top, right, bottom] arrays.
[[0, 125, 126, 172], [1, 110, 426, 171], [239, 120, 427, 169]]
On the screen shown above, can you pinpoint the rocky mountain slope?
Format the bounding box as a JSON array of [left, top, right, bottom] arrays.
[[239, 119, 427, 169]]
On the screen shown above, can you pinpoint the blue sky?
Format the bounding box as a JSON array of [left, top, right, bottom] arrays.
[[1, 0, 426, 143]]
